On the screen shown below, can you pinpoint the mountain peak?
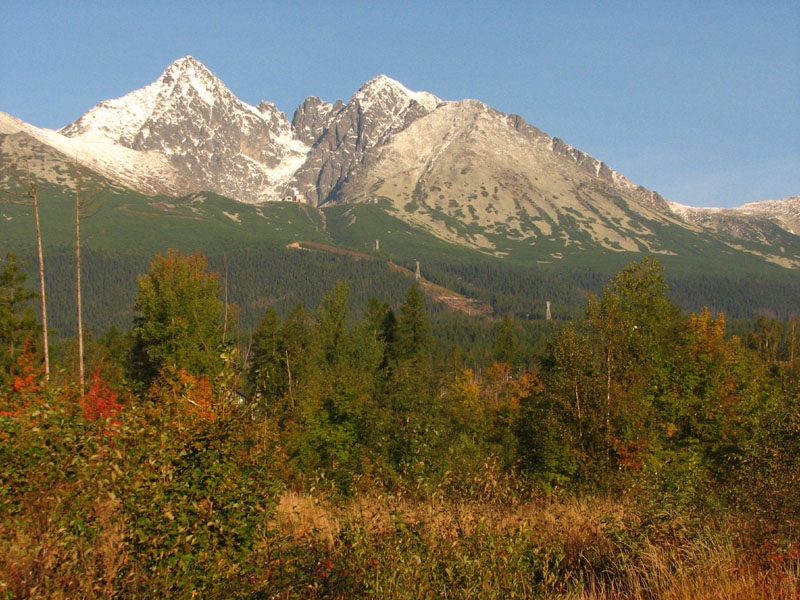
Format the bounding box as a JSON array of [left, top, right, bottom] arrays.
[[361, 74, 409, 92], [352, 75, 440, 113], [59, 56, 231, 143], [166, 55, 204, 70], [157, 56, 224, 107]]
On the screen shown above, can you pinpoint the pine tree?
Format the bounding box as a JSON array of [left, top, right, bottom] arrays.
[[316, 280, 351, 368], [0, 253, 39, 388], [493, 313, 519, 367], [394, 285, 431, 364]]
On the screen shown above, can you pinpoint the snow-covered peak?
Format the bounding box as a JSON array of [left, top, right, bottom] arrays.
[[158, 55, 221, 106], [51, 57, 309, 203], [59, 56, 261, 146], [351, 75, 441, 114]]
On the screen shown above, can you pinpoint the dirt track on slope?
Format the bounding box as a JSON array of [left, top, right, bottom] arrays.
[[287, 241, 494, 316]]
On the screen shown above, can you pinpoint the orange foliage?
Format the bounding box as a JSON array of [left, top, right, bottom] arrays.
[[150, 366, 217, 421], [481, 362, 542, 417], [610, 436, 647, 471], [81, 369, 122, 431], [689, 308, 727, 360], [11, 342, 41, 396], [0, 344, 42, 417]]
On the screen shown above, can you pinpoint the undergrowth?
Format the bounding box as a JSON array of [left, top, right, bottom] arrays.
[[1, 389, 797, 599]]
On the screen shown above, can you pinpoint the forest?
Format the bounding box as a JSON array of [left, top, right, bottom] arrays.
[[1, 249, 799, 599]]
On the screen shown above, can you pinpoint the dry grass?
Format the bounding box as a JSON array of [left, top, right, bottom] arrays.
[[4, 486, 796, 598], [581, 535, 800, 600], [274, 490, 342, 548], [267, 490, 800, 599]]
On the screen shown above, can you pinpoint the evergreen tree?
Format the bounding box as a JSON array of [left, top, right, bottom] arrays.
[[493, 313, 519, 367], [394, 285, 432, 363], [289, 283, 392, 490], [316, 280, 351, 368], [0, 253, 39, 388]]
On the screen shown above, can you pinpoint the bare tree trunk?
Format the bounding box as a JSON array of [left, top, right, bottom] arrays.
[[30, 184, 50, 380], [574, 377, 584, 451], [285, 350, 295, 411], [605, 347, 612, 462], [76, 181, 84, 395]]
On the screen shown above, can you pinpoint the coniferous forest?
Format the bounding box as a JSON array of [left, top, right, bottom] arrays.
[[1, 249, 799, 599]]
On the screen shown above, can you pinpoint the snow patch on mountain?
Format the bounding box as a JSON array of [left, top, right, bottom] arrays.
[[61, 56, 260, 147], [352, 75, 441, 114], [59, 57, 209, 144], [0, 110, 177, 194]]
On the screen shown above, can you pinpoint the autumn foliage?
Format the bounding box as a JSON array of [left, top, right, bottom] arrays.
[[81, 368, 122, 424], [1, 253, 798, 598]]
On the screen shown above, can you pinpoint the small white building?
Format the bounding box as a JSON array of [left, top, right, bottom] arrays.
[[283, 189, 308, 204]]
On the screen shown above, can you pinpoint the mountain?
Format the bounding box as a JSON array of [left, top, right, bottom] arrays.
[[2, 56, 797, 270], [669, 197, 800, 268], [57, 56, 309, 204]]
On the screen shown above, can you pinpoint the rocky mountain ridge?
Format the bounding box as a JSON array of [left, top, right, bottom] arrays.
[[1, 57, 798, 266]]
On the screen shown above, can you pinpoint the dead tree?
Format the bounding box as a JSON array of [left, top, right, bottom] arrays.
[[1, 153, 51, 380]]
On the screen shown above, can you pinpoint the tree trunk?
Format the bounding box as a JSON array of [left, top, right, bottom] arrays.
[[31, 185, 50, 380], [285, 350, 295, 411], [76, 183, 84, 395]]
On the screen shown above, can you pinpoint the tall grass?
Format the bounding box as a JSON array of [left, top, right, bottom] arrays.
[[261, 490, 798, 599]]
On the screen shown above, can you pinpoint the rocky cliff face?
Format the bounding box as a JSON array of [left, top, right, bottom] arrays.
[[288, 75, 441, 205], [291, 96, 341, 147]]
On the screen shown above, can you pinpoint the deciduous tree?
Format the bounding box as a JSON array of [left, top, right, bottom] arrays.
[[130, 249, 225, 390]]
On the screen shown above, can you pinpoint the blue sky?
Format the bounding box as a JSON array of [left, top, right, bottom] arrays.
[[1, 1, 798, 208]]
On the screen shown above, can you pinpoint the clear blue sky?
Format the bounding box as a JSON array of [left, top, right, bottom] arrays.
[[1, 1, 798, 208]]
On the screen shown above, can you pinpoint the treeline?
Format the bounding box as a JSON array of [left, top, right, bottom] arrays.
[[404, 255, 800, 322], [20, 241, 800, 366], [15, 244, 424, 337], [1, 250, 799, 597]]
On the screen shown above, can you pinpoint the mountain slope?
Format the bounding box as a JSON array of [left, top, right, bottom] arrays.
[[0, 110, 176, 194], [334, 99, 687, 255], [669, 197, 800, 267]]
